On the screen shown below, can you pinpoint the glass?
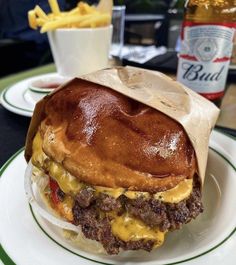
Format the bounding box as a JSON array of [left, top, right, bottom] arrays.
[[110, 6, 126, 58], [231, 38, 236, 65], [167, 0, 184, 50]]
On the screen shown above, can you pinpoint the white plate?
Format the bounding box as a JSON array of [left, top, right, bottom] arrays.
[[0, 73, 64, 117], [0, 130, 236, 265]]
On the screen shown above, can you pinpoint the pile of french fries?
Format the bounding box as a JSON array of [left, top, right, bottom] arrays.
[[28, 0, 112, 33]]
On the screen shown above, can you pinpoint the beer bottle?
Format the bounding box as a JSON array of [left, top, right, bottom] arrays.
[[177, 0, 236, 106]]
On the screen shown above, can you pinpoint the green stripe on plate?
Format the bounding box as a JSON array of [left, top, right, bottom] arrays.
[[0, 139, 235, 265], [29, 88, 50, 94], [214, 128, 236, 142], [29, 205, 114, 265], [30, 199, 236, 265], [0, 148, 24, 265], [0, 245, 16, 265], [1, 87, 33, 113], [210, 147, 236, 171]]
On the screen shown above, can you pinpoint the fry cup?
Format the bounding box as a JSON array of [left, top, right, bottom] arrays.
[[47, 25, 112, 77]]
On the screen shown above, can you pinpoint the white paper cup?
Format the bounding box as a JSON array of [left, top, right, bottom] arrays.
[[47, 26, 112, 77]]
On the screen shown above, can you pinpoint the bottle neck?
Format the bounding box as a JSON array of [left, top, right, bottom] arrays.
[[184, 0, 236, 23]]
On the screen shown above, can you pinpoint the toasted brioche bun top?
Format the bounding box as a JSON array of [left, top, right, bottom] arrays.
[[25, 79, 197, 193]]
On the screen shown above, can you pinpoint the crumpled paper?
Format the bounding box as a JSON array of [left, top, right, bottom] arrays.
[[25, 66, 219, 184], [80, 66, 220, 184]]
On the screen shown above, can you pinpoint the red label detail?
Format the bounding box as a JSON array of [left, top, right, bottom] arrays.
[[179, 54, 198, 61], [199, 91, 224, 100], [213, 57, 231, 62], [182, 21, 236, 28]]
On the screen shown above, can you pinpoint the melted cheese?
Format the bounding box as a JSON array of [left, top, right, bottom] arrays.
[[32, 132, 47, 168], [97, 179, 193, 203], [48, 162, 83, 194], [57, 196, 74, 221], [124, 190, 149, 200], [32, 132, 83, 194], [111, 213, 165, 247], [39, 189, 74, 222], [95, 186, 125, 199], [32, 132, 193, 202], [154, 179, 193, 203]]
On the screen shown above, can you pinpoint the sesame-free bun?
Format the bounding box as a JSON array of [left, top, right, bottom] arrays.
[[25, 79, 196, 193]]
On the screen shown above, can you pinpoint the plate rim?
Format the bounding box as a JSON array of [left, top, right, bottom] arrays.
[[0, 132, 236, 265], [0, 147, 24, 265], [0, 72, 59, 117], [1, 86, 33, 113], [0, 87, 33, 117]]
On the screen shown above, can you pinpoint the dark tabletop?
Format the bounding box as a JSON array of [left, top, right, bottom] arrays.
[[0, 105, 30, 167]]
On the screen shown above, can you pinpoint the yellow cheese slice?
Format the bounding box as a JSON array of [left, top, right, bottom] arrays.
[[111, 213, 165, 247], [32, 132, 193, 203]]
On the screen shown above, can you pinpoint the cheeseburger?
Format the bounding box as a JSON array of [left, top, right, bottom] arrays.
[[25, 78, 203, 255]]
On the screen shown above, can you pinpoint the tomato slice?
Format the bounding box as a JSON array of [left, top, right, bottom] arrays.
[[49, 178, 60, 205]]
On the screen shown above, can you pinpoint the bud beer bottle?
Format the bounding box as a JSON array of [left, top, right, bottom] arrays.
[[177, 0, 236, 106]]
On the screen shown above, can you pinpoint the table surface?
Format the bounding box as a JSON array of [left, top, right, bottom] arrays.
[[0, 63, 235, 167]]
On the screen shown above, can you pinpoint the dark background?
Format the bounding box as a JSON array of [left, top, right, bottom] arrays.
[[0, 0, 184, 77]]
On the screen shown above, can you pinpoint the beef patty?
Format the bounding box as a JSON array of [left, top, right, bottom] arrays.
[[70, 181, 203, 255]]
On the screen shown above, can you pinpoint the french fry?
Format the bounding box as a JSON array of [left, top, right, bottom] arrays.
[[28, 0, 113, 32], [41, 14, 93, 33], [68, 7, 81, 16], [35, 5, 48, 20], [48, 0, 60, 16], [28, 10, 37, 29], [47, 13, 54, 19], [78, 2, 97, 15], [97, 0, 113, 19], [36, 18, 47, 27], [79, 14, 111, 28]]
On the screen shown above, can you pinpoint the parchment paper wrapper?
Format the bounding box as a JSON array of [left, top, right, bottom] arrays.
[[25, 66, 219, 185]]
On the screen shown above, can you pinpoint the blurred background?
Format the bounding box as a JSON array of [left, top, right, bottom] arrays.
[[0, 0, 185, 77]]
